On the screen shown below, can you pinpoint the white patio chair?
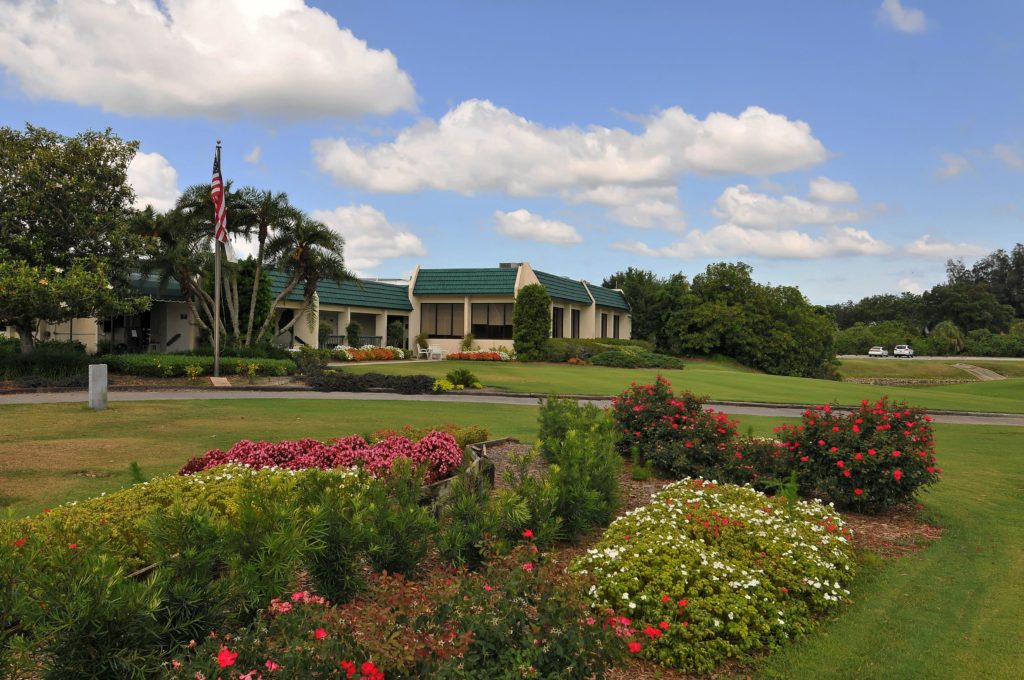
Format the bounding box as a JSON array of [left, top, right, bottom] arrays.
[[416, 345, 431, 359], [429, 344, 445, 360]]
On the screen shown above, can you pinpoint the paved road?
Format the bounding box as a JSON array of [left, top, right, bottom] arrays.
[[837, 355, 1024, 361], [3, 389, 1023, 426]]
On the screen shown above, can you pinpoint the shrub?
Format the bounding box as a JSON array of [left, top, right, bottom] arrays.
[[591, 349, 685, 369], [387, 319, 405, 348], [179, 431, 463, 484], [490, 449, 563, 550], [512, 283, 551, 361], [294, 345, 331, 375], [543, 337, 654, 362], [537, 395, 583, 463], [358, 458, 436, 575], [345, 322, 361, 347], [572, 479, 856, 673], [307, 369, 434, 394], [0, 344, 93, 380], [716, 436, 795, 491], [102, 353, 296, 377], [460, 332, 475, 351], [367, 422, 490, 450], [611, 377, 738, 478], [436, 467, 496, 569], [778, 398, 943, 513], [445, 367, 479, 388]]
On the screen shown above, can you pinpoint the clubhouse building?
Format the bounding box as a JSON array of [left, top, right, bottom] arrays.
[[10, 262, 631, 354]]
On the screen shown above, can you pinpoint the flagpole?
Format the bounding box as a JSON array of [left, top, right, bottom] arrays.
[[213, 140, 222, 378]]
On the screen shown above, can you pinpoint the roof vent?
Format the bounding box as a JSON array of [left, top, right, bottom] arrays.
[[499, 262, 523, 269]]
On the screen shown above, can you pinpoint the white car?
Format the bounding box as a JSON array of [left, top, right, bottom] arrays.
[[893, 344, 915, 358], [867, 346, 888, 357]]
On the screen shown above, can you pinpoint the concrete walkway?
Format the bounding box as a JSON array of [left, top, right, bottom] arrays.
[[953, 363, 1007, 381], [3, 389, 1023, 426]]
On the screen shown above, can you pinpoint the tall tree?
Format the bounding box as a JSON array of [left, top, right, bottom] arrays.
[[601, 267, 664, 343], [0, 125, 148, 350]]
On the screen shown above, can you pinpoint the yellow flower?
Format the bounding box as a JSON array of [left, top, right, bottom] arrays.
[[38, 278, 48, 285]]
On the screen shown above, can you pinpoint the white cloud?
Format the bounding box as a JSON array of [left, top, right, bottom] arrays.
[[310, 205, 426, 272], [494, 209, 583, 245], [613, 226, 891, 260], [935, 153, 971, 179], [0, 0, 415, 119], [128, 151, 180, 211], [313, 99, 828, 225], [713, 184, 863, 230], [904, 235, 987, 259], [808, 176, 859, 203], [568, 185, 685, 230], [993, 144, 1024, 170], [244, 145, 262, 164], [897, 277, 924, 295], [878, 0, 927, 34]]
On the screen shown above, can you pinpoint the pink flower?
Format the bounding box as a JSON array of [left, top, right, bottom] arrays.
[[265, 659, 282, 671], [521, 562, 534, 573], [484, 584, 492, 591], [217, 647, 237, 668]]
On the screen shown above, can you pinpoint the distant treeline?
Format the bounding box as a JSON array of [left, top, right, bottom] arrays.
[[827, 244, 1024, 356]]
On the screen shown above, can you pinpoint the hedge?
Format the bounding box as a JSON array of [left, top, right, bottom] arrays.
[[542, 337, 654, 362], [307, 369, 435, 394], [590, 350, 685, 369], [102, 353, 296, 377]]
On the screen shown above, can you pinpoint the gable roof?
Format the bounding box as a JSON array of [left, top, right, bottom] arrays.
[[584, 282, 630, 311], [414, 268, 517, 296], [267, 272, 412, 311], [533, 270, 592, 305]]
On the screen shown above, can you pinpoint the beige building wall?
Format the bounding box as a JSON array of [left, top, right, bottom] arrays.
[[35, 317, 101, 353]]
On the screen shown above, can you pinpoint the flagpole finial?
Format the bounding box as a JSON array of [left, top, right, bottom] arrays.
[[216, 139, 221, 147]]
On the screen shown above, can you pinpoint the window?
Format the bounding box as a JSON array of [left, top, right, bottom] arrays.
[[471, 302, 514, 339], [571, 309, 581, 339], [613, 314, 620, 339], [600, 313, 608, 338], [552, 306, 564, 338], [421, 303, 464, 338]]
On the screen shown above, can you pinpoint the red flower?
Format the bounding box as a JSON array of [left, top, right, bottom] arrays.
[[13, 536, 26, 548], [854, 453, 863, 460], [68, 543, 78, 550], [521, 562, 534, 573], [314, 627, 328, 640], [800, 456, 809, 462], [892, 450, 901, 457], [661, 594, 670, 603], [484, 583, 492, 591], [677, 598, 688, 607], [659, 620, 670, 630], [854, 488, 863, 496], [265, 659, 282, 671], [341, 660, 357, 678], [836, 460, 845, 468], [643, 625, 663, 638], [842, 470, 851, 478], [893, 469, 903, 481], [628, 641, 643, 653], [217, 647, 238, 668], [522, 529, 534, 539]]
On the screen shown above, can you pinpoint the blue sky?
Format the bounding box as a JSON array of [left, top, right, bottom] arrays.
[[1, 0, 1021, 304]]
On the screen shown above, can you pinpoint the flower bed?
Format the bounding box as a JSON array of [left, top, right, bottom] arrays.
[[179, 431, 463, 484], [332, 345, 408, 361], [446, 350, 513, 361], [572, 478, 856, 673]]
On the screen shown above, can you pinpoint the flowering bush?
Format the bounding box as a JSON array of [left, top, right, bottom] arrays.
[[572, 479, 856, 673], [446, 350, 513, 361], [332, 345, 408, 362], [179, 431, 463, 484], [368, 422, 490, 450], [777, 398, 943, 513], [717, 436, 796, 491], [611, 377, 739, 478]]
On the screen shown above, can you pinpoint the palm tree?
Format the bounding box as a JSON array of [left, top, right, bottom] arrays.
[[233, 188, 296, 346], [254, 214, 354, 345]]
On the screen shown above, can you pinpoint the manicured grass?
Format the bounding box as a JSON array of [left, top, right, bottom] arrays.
[[0, 399, 540, 516], [750, 422, 1024, 680], [1, 400, 1022, 677], [344, 360, 1024, 413], [838, 358, 978, 380], [967, 360, 1024, 378]]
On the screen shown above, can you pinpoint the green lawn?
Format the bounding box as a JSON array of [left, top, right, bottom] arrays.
[[0, 400, 1022, 678], [839, 357, 1024, 380], [344, 360, 1024, 413]]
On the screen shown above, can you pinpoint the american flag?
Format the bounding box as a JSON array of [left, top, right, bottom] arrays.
[[211, 146, 228, 244]]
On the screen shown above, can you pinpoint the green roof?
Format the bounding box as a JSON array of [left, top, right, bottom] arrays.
[[414, 268, 518, 296], [584, 282, 630, 311], [130, 273, 185, 302], [534, 270, 592, 305], [267, 272, 412, 312]]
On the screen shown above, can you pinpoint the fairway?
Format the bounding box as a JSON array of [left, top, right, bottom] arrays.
[[839, 357, 1024, 381], [342, 360, 1024, 413]]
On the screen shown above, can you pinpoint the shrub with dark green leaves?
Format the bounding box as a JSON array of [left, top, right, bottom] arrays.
[[102, 353, 295, 377], [307, 369, 434, 394], [0, 344, 93, 380], [542, 337, 654, 362], [716, 436, 795, 491], [358, 458, 436, 575], [590, 349, 685, 369], [436, 467, 496, 569], [548, 415, 622, 542], [490, 449, 563, 550], [778, 398, 942, 513], [512, 283, 552, 361], [445, 366, 479, 388]]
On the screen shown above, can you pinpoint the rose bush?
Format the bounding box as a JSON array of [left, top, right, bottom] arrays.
[[611, 377, 738, 478], [572, 479, 856, 673], [777, 397, 943, 513]]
